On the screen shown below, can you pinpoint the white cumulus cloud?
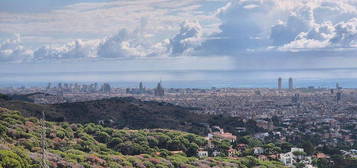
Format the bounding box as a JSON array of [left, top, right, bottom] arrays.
[[0, 35, 32, 63], [167, 20, 203, 56], [199, 0, 357, 55], [33, 39, 100, 61], [280, 18, 357, 51]]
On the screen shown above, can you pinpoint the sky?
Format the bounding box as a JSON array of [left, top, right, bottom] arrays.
[[0, 0, 357, 84]]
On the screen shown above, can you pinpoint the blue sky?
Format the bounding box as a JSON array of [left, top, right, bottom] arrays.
[[0, 0, 356, 76]]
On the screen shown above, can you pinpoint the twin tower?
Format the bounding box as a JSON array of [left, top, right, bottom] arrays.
[[278, 77, 293, 90]]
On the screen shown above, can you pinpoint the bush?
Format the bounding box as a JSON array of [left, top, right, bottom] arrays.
[[108, 137, 123, 148], [0, 150, 30, 168], [0, 125, 7, 137], [95, 131, 110, 143], [56, 130, 66, 139]]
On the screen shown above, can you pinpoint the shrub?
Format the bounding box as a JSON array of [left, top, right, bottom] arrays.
[[95, 131, 110, 143], [0, 125, 7, 137], [0, 150, 30, 168], [108, 137, 123, 148], [56, 130, 66, 139]]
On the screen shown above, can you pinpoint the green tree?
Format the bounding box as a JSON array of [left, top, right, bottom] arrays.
[[108, 137, 123, 148], [279, 142, 293, 153], [0, 150, 30, 168], [95, 131, 110, 143], [186, 143, 198, 157], [295, 162, 305, 168], [316, 158, 333, 168], [302, 141, 314, 155], [0, 125, 6, 137]]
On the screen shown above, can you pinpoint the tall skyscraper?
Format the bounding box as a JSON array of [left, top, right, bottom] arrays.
[[101, 83, 111, 93], [336, 92, 342, 103], [154, 81, 164, 97], [288, 77, 293, 90], [278, 77, 282, 90], [139, 82, 144, 92], [46, 82, 51, 90]]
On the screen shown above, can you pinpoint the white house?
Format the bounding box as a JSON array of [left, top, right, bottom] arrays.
[[280, 152, 294, 166], [291, 148, 304, 153], [280, 147, 306, 166], [253, 147, 264, 155], [198, 150, 208, 158], [212, 150, 221, 157]]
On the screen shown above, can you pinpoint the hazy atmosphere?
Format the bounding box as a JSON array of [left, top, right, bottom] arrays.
[[1, 0, 356, 87]]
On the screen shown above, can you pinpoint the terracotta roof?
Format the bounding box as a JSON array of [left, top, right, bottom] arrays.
[[315, 153, 329, 159], [213, 132, 237, 140]]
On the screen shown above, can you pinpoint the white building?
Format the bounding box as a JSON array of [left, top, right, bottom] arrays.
[[280, 152, 294, 166], [253, 147, 264, 155], [198, 150, 208, 158], [212, 150, 221, 157], [280, 148, 306, 167]]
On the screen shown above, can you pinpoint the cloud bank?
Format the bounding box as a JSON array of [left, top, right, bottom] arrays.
[[0, 0, 356, 64], [200, 0, 357, 55], [0, 35, 32, 63]]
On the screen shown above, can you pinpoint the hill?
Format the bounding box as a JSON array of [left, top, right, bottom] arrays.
[[0, 107, 286, 167], [0, 94, 257, 136]]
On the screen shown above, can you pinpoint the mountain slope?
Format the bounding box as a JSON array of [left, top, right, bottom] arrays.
[[52, 97, 209, 133], [0, 95, 211, 135], [0, 107, 286, 168], [0, 94, 254, 136]]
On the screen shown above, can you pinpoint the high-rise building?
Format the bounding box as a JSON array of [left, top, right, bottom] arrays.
[[288, 77, 293, 90], [139, 82, 144, 93], [278, 77, 282, 90], [101, 83, 111, 93], [336, 92, 342, 103], [46, 82, 51, 90], [336, 83, 342, 90], [154, 81, 164, 96]]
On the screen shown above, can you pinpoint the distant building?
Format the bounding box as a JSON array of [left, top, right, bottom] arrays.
[[288, 77, 293, 90], [212, 150, 221, 157], [46, 82, 51, 90], [278, 77, 282, 90], [280, 152, 294, 166], [101, 83, 111, 93], [253, 147, 264, 155], [211, 127, 237, 142], [280, 148, 305, 166], [126, 82, 149, 95], [336, 92, 342, 103], [292, 93, 300, 104], [154, 81, 164, 96], [139, 82, 144, 93], [197, 149, 208, 158]]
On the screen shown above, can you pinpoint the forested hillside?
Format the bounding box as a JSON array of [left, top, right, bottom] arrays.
[[0, 94, 260, 136], [0, 107, 285, 167]]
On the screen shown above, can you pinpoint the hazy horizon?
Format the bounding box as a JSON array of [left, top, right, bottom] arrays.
[[2, 68, 357, 89]]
